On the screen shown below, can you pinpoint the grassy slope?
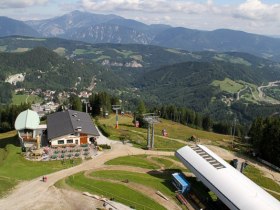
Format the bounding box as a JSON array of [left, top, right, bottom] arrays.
[[105, 155, 188, 171], [0, 131, 81, 197], [66, 172, 166, 210], [243, 165, 280, 193], [90, 170, 175, 198], [211, 78, 245, 94], [12, 93, 42, 105], [98, 115, 231, 150], [105, 155, 160, 169]]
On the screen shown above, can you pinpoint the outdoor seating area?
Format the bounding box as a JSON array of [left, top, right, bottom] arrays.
[[25, 144, 98, 161]]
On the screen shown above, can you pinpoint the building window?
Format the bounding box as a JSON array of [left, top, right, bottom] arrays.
[[58, 140, 64, 145], [75, 140, 79, 144], [67, 139, 73, 144]]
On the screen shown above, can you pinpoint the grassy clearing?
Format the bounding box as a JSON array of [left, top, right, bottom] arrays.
[[156, 118, 230, 142], [0, 144, 81, 180], [98, 115, 230, 150], [105, 155, 160, 169], [12, 93, 42, 105], [12, 48, 30, 52], [213, 54, 251, 66], [0, 132, 81, 197], [243, 165, 280, 196], [74, 49, 92, 55], [113, 49, 134, 58], [0, 45, 7, 52], [0, 177, 17, 197], [211, 78, 244, 93], [74, 48, 104, 55], [92, 55, 111, 62], [130, 54, 143, 61], [53, 47, 66, 56], [105, 155, 189, 172], [151, 157, 175, 168], [90, 170, 175, 198], [165, 48, 185, 55], [66, 172, 166, 210]]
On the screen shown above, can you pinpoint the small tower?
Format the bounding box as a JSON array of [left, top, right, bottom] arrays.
[[143, 113, 160, 150], [112, 105, 121, 129]]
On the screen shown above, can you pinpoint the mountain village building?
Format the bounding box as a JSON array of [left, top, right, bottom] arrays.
[[47, 109, 99, 146], [14, 109, 47, 149], [15, 109, 100, 148]]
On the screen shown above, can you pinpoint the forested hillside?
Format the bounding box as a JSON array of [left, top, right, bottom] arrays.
[[0, 47, 128, 103], [2, 40, 280, 124], [0, 47, 93, 90], [249, 116, 280, 167], [137, 61, 280, 122]]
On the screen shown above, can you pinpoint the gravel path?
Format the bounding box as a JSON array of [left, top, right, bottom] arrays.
[[0, 142, 173, 210], [1, 135, 279, 209]]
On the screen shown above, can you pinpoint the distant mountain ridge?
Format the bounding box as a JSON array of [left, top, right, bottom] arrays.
[[2, 42, 280, 122], [0, 16, 40, 37], [1, 11, 280, 61]]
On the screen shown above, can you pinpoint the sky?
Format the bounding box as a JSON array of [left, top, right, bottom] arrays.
[[1, 0, 280, 36]]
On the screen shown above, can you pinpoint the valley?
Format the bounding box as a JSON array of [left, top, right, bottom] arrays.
[[2, 38, 280, 123], [1, 6, 280, 210]]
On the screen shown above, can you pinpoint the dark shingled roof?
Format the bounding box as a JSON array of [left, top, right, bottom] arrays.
[[47, 110, 99, 140]]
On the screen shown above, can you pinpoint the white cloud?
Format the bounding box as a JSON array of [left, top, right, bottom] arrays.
[[81, 0, 218, 14], [78, 0, 280, 35], [236, 0, 280, 21], [2, 0, 280, 35], [0, 0, 48, 8]]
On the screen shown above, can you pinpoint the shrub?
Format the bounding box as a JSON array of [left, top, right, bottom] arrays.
[[97, 123, 111, 137], [80, 144, 88, 147], [51, 155, 57, 159], [98, 144, 111, 149]]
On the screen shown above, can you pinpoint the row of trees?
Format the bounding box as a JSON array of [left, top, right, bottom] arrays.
[[249, 116, 280, 167], [68, 93, 245, 137], [0, 103, 31, 132], [154, 105, 245, 136]]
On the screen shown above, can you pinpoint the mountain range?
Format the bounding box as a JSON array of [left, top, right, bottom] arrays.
[[1, 11, 280, 61], [2, 38, 280, 122]]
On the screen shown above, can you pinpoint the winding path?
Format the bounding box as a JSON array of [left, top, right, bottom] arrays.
[[0, 142, 173, 210], [236, 85, 248, 100], [257, 81, 280, 103], [1, 134, 279, 209]]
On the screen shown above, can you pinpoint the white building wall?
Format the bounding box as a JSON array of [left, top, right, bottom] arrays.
[[50, 135, 80, 146]]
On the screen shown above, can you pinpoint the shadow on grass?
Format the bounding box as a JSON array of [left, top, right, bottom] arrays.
[[0, 135, 20, 148], [147, 168, 184, 192], [119, 123, 135, 128], [147, 169, 228, 209]]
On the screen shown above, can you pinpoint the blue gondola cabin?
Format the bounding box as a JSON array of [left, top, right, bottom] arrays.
[[172, 172, 190, 194]]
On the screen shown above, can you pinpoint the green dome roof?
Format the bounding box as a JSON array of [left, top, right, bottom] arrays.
[[15, 109, 40, 130]]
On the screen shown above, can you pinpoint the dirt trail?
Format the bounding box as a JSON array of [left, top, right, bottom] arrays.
[[0, 142, 173, 210], [206, 144, 280, 184], [0, 138, 279, 209], [84, 171, 181, 210]]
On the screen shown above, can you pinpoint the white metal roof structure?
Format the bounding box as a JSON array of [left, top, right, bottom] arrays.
[[14, 109, 40, 130], [175, 145, 280, 210]]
